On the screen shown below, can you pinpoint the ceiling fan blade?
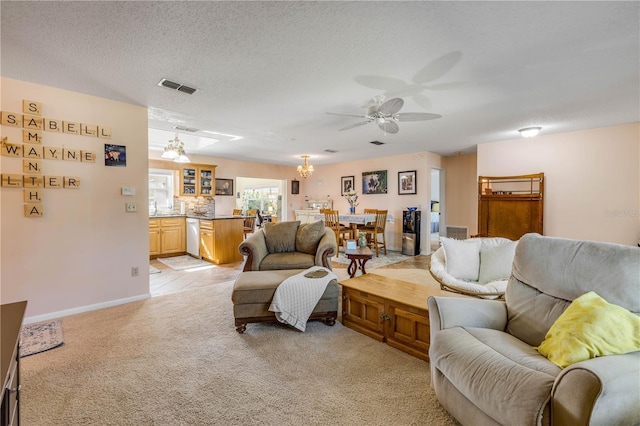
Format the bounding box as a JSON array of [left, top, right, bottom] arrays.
[[378, 98, 404, 115], [378, 120, 399, 134], [339, 121, 371, 131], [326, 112, 368, 118], [396, 112, 442, 122]]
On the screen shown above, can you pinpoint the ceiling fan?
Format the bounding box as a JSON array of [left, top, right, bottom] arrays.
[[326, 96, 441, 134]]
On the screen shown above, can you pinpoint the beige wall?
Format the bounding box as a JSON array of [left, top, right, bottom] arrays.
[[296, 152, 443, 252], [151, 150, 444, 252], [1, 78, 150, 319], [442, 153, 478, 236], [477, 123, 639, 245]]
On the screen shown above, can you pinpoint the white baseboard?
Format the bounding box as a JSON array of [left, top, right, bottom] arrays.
[[24, 293, 151, 324]]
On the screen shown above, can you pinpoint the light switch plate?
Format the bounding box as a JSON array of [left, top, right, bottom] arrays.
[[125, 202, 137, 212], [122, 187, 135, 196]]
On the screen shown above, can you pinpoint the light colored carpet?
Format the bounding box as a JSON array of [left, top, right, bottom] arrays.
[[157, 255, 213, 270], [20, 319, 64, 357], [149, 265, 161, 274], [20, 278, 458, 425]]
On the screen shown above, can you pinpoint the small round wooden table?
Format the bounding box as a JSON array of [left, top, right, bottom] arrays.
[[344, 245, 374, 278]]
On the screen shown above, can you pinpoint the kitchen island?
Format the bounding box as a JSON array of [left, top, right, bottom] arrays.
[[149, 215, 244, 264]]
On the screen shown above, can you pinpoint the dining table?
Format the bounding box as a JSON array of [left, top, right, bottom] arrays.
[[312, 213, 377, 236]]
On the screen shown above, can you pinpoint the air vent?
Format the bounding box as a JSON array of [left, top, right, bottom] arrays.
[[445, 226, 469, 240], [157, 78, 198, 95], [158, 79, 180, 90], [173, 125, 199, 132], [177, 85, 197, 95], [370, 141, 385, 146], [324, 149, 338, 153]]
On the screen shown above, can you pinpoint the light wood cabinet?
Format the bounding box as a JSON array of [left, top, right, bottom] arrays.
[[199, 218, 244, 264], [149, 217, 186, 258], [180, 165, 216, 197]]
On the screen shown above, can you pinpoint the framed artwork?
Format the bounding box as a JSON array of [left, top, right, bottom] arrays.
[[362, 170, 388, 194], [398, 170, 417, 195], [341, 176, 355, 195], [291, 179, 300, 194], [215, 178, 234, 195], [104, 144, 126, 167]]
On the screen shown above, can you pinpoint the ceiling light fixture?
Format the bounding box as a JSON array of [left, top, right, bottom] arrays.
[[297, 155, 314, 178], [519, 127, 542, 138], [161, 133, 190, 163]]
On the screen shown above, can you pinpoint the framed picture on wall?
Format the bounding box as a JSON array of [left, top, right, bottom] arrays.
[[398, 170, 417, 195], [341, 176, 355, 195], [215, 178, 234, 195], [362, 170, 388, 194], [291, 179, 300, 194], [104, 144, 126, 167]]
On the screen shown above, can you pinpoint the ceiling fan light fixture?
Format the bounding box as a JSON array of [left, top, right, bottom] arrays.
[[519, 127, 542, 138], [297, 155, 314, 178]]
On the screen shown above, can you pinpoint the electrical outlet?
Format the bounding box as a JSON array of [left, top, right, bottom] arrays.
[[131, 266, 139, 277], [125, 202, 137, 212]]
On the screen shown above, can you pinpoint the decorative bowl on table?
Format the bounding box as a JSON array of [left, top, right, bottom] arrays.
[[407, 207, 418, 212]]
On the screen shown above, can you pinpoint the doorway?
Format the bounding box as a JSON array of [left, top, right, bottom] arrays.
[[430, 167, 445, 252], [236, 177, 287, 224]]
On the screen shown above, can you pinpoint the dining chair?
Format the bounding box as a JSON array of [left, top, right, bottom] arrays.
[[357, 208, 378, 231], [324, 210, 354, 251], [243, 209, 258, 239], [232, 209, 243, 215], [361, 210, 388, 256]]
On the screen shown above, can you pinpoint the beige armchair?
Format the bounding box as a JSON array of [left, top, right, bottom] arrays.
[[238, 220, 336, 272], [428, 233, 640, 426]]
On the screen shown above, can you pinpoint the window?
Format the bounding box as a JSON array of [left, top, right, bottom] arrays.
[[242, 185, 279, 214], [149, 168, 175, 213]]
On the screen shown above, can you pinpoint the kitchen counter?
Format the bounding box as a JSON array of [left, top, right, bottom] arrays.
[[149, 214, 244, 220]]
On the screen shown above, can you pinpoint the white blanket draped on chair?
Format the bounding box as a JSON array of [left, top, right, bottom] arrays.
[[269, 266, 337, 332]]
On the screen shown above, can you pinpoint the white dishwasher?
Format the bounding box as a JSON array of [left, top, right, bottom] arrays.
[[186, 218, 200, 257]]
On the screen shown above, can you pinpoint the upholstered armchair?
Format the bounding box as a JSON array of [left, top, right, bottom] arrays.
[[428, 233, 640, 426], [238, 220, 336, 272]]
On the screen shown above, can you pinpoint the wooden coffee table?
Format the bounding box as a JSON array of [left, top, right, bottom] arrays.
[[340, 273, 466, 361], [343, 245, 374, 278]]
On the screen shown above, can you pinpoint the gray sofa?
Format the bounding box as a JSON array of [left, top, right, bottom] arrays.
[[238, 220, 336, 271], [428, 233, 640, 426]]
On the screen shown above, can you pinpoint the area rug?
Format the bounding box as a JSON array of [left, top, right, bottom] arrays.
[[20, 319, 64, 357], [157, 255, 212, 271], [149, 265, 161, 274], [331, 250, 413, 270]]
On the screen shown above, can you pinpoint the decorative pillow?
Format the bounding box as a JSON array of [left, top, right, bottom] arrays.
[[263, 221, 300, 253], [440, 237, 482, 281], [478, 241, 517, 284], [296, 221, 325, 255], [536, 291, 640, 368]]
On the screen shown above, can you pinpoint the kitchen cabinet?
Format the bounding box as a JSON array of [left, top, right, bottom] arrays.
[[180, 165, 216, 197], [199, 218, 244, 264], [149, 217, 186, 258]]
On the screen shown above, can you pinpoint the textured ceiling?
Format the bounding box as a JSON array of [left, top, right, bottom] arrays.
[[1, 1, 638, 166]]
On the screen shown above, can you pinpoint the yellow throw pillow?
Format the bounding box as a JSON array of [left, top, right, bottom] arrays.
[[536, 291, 640, 368]]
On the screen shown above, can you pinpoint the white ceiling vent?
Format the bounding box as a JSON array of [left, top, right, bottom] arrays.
[[157, 78, 198, 95]]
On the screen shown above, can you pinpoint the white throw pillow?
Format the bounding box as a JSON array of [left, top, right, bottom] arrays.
[[441, 237, 482, 281], [478, 241, 518, 284]]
